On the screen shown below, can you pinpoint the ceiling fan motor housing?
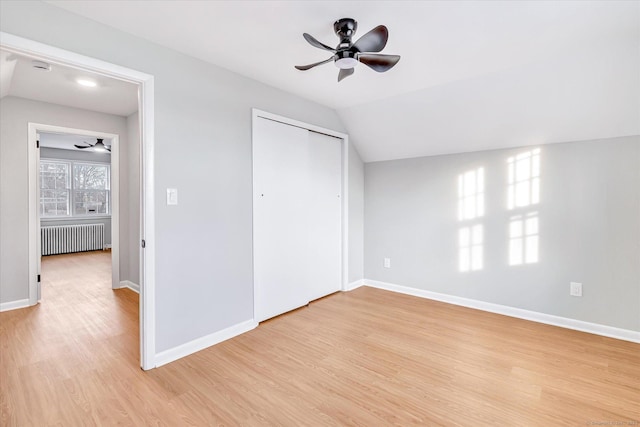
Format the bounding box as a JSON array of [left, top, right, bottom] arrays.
[[334, 18, 358, 48]]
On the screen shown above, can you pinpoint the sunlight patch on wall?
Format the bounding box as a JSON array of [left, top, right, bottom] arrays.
[[507, 148, 540, 210], [458, 167, 484, 272], [509, 212, 539, 265], [459, 224, 483, 272], [458, 167, 484, 220]]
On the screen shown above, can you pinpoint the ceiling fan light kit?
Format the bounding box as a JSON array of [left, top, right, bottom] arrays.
[[74, 138, 111, 153], [295, 18, 400, 82]]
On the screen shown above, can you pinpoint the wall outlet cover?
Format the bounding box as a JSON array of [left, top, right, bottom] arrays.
[[570, 282, 582, 297], [384, 258, 391, 268]]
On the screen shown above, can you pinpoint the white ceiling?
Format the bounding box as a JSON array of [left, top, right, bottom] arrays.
[[41, 1, 640, 161], [0, 50, 138, 117]]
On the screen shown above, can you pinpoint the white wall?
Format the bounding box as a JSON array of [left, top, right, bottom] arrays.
[[364, 136, 640, 332], [0, 1, 359, 354], [0, 96, 135, 302]]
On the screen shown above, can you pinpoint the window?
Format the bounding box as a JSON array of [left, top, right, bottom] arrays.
[[40, 160, 110, 218], [40, 161, 70, 217]]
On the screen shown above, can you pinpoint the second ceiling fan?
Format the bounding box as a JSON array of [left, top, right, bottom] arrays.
[[295, 18, 400, 82]]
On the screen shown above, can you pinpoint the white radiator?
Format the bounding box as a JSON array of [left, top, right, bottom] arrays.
[[41, 224, 105, 256]]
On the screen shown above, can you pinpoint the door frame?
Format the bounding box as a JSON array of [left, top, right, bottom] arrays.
[[251, 108, 350, 321], [29, 125, 120, 295], [1, 31, 157, 370]]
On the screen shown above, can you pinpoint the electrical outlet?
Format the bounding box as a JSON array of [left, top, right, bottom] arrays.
[[384, 258, 391, 269], [570, 282, 582, 297]]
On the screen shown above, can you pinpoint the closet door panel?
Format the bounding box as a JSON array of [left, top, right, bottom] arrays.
[[253, 118, 310, 322], [306, 131, 342, 301]]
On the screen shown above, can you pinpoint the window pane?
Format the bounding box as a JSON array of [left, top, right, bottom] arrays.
[[74, 190, 108, 215], [74, 164, 108, 190]]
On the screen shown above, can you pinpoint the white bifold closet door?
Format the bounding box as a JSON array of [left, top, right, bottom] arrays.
[[253, 117, 341, 322]]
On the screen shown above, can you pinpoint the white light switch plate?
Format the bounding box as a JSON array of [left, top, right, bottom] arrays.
[[167, 188, 178, 205]]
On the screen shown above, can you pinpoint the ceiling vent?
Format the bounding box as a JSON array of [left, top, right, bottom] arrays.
[[32, 60, 51, 71]]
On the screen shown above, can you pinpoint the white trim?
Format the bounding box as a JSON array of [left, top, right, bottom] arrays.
[[155, 319, 258, 368], [119, 280, 140, 293], [363, 279, 640, 344], [29, 124, 120, 293], [251, 109, 350, 321], [0, 299, 31, 312], [40, 215, 112, 221], [139, 77, 156, 370], [344, 279, 364, 291], [2, 31, 156, 370]]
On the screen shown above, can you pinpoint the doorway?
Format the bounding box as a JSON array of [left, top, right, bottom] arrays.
[[35, 127, 120, 299], [1, 31, 156, 370]]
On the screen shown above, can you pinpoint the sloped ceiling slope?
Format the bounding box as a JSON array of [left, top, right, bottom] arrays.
[[46, 1, 640, 161]]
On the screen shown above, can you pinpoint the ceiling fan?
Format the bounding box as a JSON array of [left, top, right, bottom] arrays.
[[295, 18, 400, 82], [74, 138, 111, 153]]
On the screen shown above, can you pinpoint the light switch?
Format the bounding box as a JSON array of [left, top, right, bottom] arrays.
[[167, 188, 178, 205]]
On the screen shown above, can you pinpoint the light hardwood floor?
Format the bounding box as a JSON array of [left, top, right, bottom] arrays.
[[1, 251, 638, 426]]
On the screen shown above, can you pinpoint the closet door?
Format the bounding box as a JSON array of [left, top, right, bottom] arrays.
[[253, 117, 311, 322], [306, 131, 342, 301]]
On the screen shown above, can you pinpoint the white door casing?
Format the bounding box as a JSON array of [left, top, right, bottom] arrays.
[[1, 31, 157, 370]]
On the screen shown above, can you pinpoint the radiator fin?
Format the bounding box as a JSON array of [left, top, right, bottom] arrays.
[[41, 224, 105, 256]]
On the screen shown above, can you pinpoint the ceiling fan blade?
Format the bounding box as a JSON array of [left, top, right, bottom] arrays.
[[74, 144, 92, 149], [358, 53, 400, 72], [295, 56, 335, 71], [303, 33, 336, 52], [352, 25, 388, 53], [338, 67, 354, 82]]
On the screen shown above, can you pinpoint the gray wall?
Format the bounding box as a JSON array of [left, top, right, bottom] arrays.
[[0, 96, 134, 302], [40, 147, 112, 245], [348, 142, 364, 283], [364, 135, 640, 331], [0, 1, 357, 353]]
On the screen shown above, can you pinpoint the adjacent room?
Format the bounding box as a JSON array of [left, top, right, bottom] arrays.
[[1, 1, 638, 425]]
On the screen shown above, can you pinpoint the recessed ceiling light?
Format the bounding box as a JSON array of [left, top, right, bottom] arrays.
[[77, 78, 97, 87]]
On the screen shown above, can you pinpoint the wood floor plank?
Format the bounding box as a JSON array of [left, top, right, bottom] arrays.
[[1, 251, 639, 425]]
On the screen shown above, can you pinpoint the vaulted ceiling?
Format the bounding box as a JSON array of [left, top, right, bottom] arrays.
[[36, 1, 640, 161]]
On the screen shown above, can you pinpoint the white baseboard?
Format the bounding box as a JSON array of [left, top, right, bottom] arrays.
[[119, 280, 140, 293], [344, 279, 364, 291], [0, 298, 31, 312], [103, 244, 112, 250], [155, 319, 258, 367], [363, 279, 640, 344]]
